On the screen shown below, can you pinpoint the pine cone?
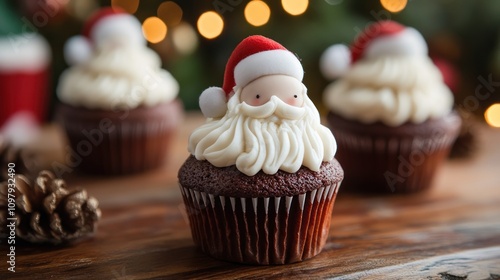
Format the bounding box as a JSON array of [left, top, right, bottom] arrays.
[[0, 137, 38, 181], [0, 171, 101, 244]]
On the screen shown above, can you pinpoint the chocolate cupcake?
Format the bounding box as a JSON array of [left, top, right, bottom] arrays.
[[57, 8, 181, 175], [58, 101, 181, 174], [320, 21, 460, 193], [179, 157, 342, 264], [178, 36, 343, 264]]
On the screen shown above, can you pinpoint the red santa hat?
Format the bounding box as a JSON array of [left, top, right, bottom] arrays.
[[199, 35, 304, 118], [64, 7, 145, 65], [320, 20, 428, 79]]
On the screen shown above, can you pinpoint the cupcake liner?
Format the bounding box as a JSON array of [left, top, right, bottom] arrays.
[[449, 110, 477, 158], [328, 112, 461, 193], [57, 100, 182, 175], [0, 70, 49, 127], [180, 181, 341, 265]]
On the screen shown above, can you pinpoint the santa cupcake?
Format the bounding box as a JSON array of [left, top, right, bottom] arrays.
[[57, 8, 181, 175], [178, 35, 343, 264], [320, 20, 460, 193]]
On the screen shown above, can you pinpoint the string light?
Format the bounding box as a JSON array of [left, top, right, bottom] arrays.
[[197, 11, 224, 39], [111, 0, 139, 14], [142, 17, 168, 44], [172, 22, 199, 55], [244, 0, 271, 27], [485, 103, 500, 128], [157, 1, 183, 26], [282, 0, 309, 16], [380, 0, 408, 13]]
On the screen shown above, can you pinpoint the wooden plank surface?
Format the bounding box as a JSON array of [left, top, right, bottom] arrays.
[[1, 112, 500, 279]]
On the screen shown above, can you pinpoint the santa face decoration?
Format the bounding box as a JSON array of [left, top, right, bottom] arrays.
[[64, 7, 146, 66], [240, 75, 305, 108], [190, 35, 337, 176], [320, 20, 428, 79]]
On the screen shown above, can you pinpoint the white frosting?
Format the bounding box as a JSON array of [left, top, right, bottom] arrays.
[[189, 89, 337, 176], [57, 46, 178, 110], [0, 34, 50, 72], [323, 56, 454, 126]]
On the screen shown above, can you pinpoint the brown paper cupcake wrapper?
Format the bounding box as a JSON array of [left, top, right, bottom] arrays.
[[58, 101, 182, 175], [180, 182, 341, 265], [328, 112, 461, 193]]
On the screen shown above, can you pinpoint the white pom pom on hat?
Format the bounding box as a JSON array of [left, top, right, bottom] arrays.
[[199, 87, 227, 118], [63, 35, 92, 65], [199, 35, 304, 118], [320, 20, 428, 79], [320, 44, 351, 80], [63, 7, 145, 65]]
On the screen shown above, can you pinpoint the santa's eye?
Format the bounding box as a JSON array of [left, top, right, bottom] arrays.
[[256, 94, 260, 99], [294, 95, 298, 98]]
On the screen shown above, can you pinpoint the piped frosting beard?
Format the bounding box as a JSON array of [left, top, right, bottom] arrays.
[[189, 88, 337, 176], [58, 46, 179, 110], [323, 56, 454, 127]]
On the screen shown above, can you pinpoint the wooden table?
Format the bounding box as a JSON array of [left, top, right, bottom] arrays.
[[2, 113, 500, 279]]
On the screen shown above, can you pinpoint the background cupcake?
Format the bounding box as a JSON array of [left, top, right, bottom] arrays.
[[179, 36, 343, 265], [320, 20, 460, 193], [57, 8, 181, 175]]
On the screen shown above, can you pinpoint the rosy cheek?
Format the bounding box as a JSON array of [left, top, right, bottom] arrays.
[[286, 97, 300, 107], [251, 99, 263, 106]]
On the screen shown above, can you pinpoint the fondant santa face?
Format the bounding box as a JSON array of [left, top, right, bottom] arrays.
[[240, 75, 305, 108]]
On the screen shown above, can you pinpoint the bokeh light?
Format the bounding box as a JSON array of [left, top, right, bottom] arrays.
[[157, 1, 183, 27], [142, 17, 168, 44], [244, 1, 271, 27], [485, 103, 500, 128], [111, 0, 139, 14], [380, 0, 408, 13], [65, 0, 98, 21], [281, 0, 309, 16], [197, 11, 224, 39], [172, 22, 199, 55]]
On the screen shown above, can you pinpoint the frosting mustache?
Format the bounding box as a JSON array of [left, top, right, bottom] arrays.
[[239, 96, 306, 120]]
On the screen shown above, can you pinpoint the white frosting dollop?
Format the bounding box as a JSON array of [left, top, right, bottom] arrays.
[[57, 46, 178, 110], [189, 89, 337, 176], [323, 56, 454, 126]]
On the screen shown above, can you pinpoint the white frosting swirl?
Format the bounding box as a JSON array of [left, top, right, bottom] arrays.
[[57, 46, 178, 110], [323, 56, 454, 126], [189, 89, 337, 176]]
